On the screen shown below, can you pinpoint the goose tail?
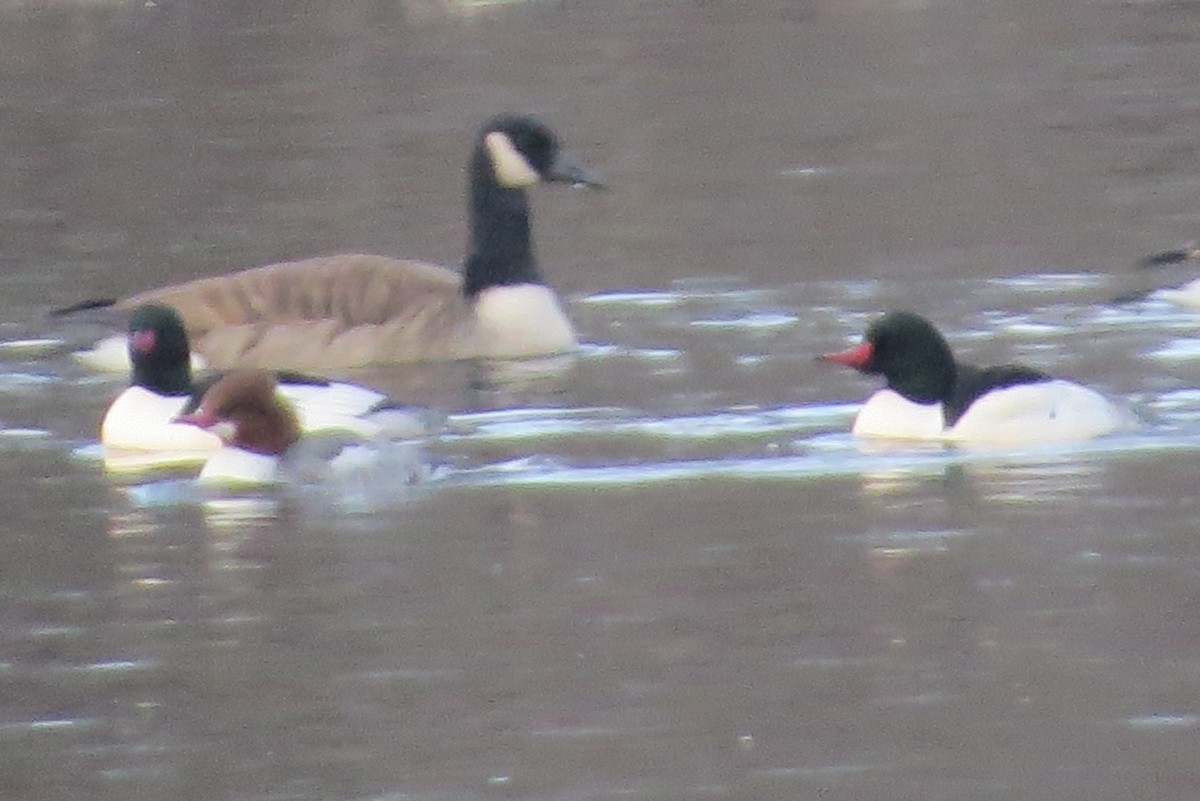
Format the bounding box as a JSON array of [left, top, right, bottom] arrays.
[[48, 297, 118, 317]]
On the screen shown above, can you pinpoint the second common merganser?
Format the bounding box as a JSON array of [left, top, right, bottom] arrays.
[[819, 311, 1136, 446]]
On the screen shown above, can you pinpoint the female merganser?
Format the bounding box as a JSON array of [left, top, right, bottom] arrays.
[[177, 371, 431, 492], [101, 304, 427, 454], [72, 114, 604, 371], [819, 311, 1135, 445]]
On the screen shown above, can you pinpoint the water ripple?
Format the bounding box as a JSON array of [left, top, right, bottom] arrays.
[[453, 429, 1200, 489]]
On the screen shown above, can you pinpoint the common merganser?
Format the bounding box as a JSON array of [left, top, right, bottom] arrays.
[[101, 304, 430, 455], [1125, 242, 1200, 308], [820, 311, 1135, 445]]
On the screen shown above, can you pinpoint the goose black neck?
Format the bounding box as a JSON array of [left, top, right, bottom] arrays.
[[132, 358, 192, 396], [462, 149, 543, 298]]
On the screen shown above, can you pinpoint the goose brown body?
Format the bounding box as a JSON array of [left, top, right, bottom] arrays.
[[115, 254, 488, 369]]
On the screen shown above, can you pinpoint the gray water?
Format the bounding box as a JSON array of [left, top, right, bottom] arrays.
[[3, 1, 1200, 800]]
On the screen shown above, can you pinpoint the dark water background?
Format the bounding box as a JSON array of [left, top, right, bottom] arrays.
[[3, 1, 1200, 799]]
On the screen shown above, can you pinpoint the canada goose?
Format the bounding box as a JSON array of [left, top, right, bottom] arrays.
[[178, 370, 432, 489], [819, 311, 1135, 444], [102, 304, 432, 454], [76, 115, 604, 371]]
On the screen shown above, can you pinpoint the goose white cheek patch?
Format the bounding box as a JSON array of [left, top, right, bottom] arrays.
[[485, 131, 540, 188]]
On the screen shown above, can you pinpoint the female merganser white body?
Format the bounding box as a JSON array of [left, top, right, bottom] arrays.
[[820, 311, 1135, 446]]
